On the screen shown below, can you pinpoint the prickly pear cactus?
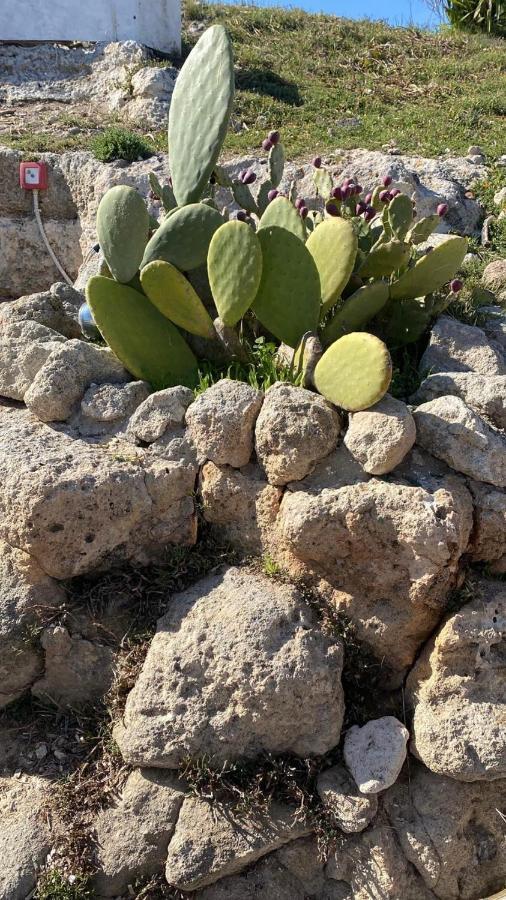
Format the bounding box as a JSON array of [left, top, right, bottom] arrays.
[[97, 185, 149, 283], [86, 276, 198, 389], [388, 193, 414, 241], [359, 240, 411, 279], [306, 219, 358, 315], [168, 25, 235, 206], [390, 236, 467, 300], [268, 142, 285, 188], [322, 281, 390, 344], [259, 196, 306, 241], [140, 260, 215, 338], [314, 332, 392, 411], [407, 214, 440, 245], [141, 203, 224, 272], [208, 221, 263, 326]]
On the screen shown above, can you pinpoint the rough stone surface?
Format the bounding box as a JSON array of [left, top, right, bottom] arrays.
[[277, 467, 472, 675], [0, 540, 65, 708], [24, 339, 130, 422], [185, 379, 263, 468], [0, 216, 82, 297], [199, 461, 282, 553], [343, 717, 409, 794], [127, 386, 194, 444], [93, 769, 185, 897], [406, 579, 506, 781], [414, 395, 506, 487], [344, 395, 416, 475], [0, 282, 83, 337], [0, 407, 197, 579], [31, 625, 115, 707], [75, 380, 150, 436], [316, 764, 378, 833], [412, 371, 506, 430], [482, 258, 506, 294], [419, 316, 506, 376], [115, 566, 344, 767], [468, 480, 506, 567], [0, 320, 66, 401], [165, 796, 310, 891], [255, 383, 341, 485], [0, 775, 52, 900], [385, 763, 506, 900], [480, 305, 506, 351]]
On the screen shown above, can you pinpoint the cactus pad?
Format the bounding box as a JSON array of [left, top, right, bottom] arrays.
[[140, 261, 215, 339], [313, 168, 333, 200], [168, 25, 234, 206], [407, 214, 441, 245], [314, 332, 392, 411], [86, 276, 198, 389], [382, 297, 431, 347], [253, 225, 320, 348], [208, 221, 263, 326], [306, 218, 358, 315], [322, 281, 390, 344], [96, 185, 149, 283], [359, 240, 411, 279], [388, 193, 413, 241], [389, 235, 467, 300], [259, 196, 306, 241], [141, 203, 224, 272], [268, 142, 285, 188]]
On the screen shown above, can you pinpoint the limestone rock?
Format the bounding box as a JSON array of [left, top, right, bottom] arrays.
[[255, 383, 341, 485], [115, 566, 344, 767], [406, 579, 506, 781], [344, 395, 416, 475], [277, 470, 472, 675], [316, 764, 378, 832], [0, 407, 197, 579], [165, 796, 310, 891], [414, 395, 506, 487], [412, 371, 506, 430], [482, 258, 506, 294], [385, 762, 506, 900], [0, 282, 83, 337], [199, 461, 282, 553], [32, 625, 114, 707], [0, 320, 66, 401], [75, 380, 150, 436], [24, 339, 130, 422], [93, 769, 185, 897], [0, 775, 52, 900], [468, 480, 506, 568], [343, 717, 409, 794], [185, 379, 263, 468], [419, 316, 505, 376], [0, 216, 82, 298], [127, 386, 194, 444]]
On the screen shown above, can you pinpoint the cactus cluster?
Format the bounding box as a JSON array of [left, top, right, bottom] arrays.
[[84, 25, 468, 412]]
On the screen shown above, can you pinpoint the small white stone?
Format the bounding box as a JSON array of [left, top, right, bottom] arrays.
[[35, 743, 48, 760], [344, 716, 409, 794]]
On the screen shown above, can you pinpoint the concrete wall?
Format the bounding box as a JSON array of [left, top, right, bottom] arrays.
[[0, 0, 180, 53]]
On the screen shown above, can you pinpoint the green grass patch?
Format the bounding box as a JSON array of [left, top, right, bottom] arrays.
[[91, 126, 155, 163]]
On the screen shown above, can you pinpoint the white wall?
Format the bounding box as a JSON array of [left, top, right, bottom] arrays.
[[1, 0, 180, 53]]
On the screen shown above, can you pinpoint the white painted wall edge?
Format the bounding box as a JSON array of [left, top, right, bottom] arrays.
[[0, 0, 181, 53]]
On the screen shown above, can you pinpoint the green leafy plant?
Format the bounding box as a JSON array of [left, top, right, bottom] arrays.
[[91, 127, 153, 163], [83, 25, 468, 413], [36, 868, 93, 900], [446, 0, 505, 34]]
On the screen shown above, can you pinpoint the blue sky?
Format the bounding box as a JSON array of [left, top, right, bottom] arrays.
[[221, 0, 443, 27]]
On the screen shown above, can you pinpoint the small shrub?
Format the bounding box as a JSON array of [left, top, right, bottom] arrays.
[[91, 127, 153, 163], [36, 868, 93, 900]]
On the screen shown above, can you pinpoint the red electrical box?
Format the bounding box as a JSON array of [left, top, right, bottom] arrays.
[[19, 161, 48, 190]]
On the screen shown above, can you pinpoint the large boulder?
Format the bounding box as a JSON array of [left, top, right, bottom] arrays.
[[0, 407, 197, 579], [0, 321, 66, 401], [385, 763, 506, 899], [0, 776, 52, 900], [115, 566, 344, 767], [419, 317, 506, 376], [255, 383, 341, 485], [185, 379, 263, 468], [414, 395, 506, 487], [406, 579, 505, 781], [412, 371, 506, 430], [0, 282, 83, 337]]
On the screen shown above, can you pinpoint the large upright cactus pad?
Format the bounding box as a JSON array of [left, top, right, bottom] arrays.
[[140, 261, 215, 339], [208, 221, 263, 326], [359, 240, 411, 279], [253, 226, 320, 348], [306, 218, 357, 315], [86, 276, 198, 389], [96, 185, 149, 283], [322, 281, 390, 344], [141, 203, 224, 272], [259, 197, 306, 241], [314, 332, 392, 411], [390, 235, 467, 300], [388, 193, 414, 241], [168, 25, 235, 206]]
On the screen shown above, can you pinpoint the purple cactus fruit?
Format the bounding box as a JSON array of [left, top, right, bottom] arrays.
[[450, 278, 463, 293], [356, 201, 367, 215], [299, 205, 309, 219], [236, 210, 248, 222], [332, 186, 343, 201], [295, 197, 306, 209], [243, 169, 257, 185], [341, 186, 351, 201], [312, 156, 322, 168], [390, 188, 401, 197], [268, 130, 280, 145], [262, 138, 274, 152], [325, 200, 340, 217], [379, 190, 391, 204], [437, 202, 449, 217], [364, 205, 376, 223], [267, 188, 279, 202], [354, 184, 363, 195], [364, 192, 373, 204], [383, 175, 393, 187], [341, 178, 352, 190]]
